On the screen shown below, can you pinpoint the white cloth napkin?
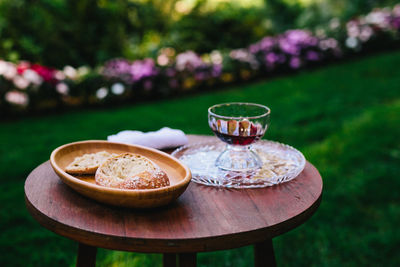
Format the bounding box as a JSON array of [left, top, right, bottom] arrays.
[[107, 127, 188, 149]]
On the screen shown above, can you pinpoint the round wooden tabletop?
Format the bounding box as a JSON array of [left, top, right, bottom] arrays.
[[25, 135, 323, 253]]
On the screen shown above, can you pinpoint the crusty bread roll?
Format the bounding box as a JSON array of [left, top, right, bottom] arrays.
[[95, 153, 170, 189], [65, 151, 118, 175]]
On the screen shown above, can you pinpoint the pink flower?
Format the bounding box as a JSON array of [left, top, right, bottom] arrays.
[[17, 61, 30, 74], [157, 54, 169, 66], [306, 51, 320, 61], [175, 51, 204, 71], [15, 62, 57, 84], [289, 57, 301, 69], [63, 66, 78, 79], [31, 64, 56, 82], [103, 58, 158, 84]]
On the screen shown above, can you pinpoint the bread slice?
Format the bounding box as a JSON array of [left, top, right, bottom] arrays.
[[65, 151, 118, 175], [95, 153, 170, 189]]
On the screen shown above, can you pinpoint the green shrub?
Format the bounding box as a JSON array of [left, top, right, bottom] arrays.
[[0, 0, 168, 68], [163, 1, 271, 54]]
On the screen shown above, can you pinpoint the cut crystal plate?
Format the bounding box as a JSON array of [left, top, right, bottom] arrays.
[[172, 140, 306, 188]]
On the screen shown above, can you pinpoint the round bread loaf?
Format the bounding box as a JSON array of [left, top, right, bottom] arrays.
[[65, 151, 118, 175], [95, 153, 170, 189]]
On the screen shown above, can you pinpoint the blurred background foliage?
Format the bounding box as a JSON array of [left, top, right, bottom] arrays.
[[0, 0, 399, 68]]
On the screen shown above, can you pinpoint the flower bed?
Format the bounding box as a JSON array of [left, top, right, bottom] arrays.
[[1, 5, 399, 116]]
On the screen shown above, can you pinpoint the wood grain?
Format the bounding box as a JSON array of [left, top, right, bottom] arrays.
[[49, 140, 191, 208], [25, 135, 323, 253]]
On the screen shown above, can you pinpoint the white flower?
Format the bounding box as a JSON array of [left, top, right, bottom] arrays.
[[5, 90, 29, 106], [13, 76, 30, 89], [111, 83, 125, 95], [23, 69, 43, 85], [319, 41, 329, 50], [345, 37, 359, 49], [0, 60, 10, 75], [229, 49, 259, 70], [56, 83, 69, 95], [63, 65, 77, 79], [210, 50, 223, 65], [54, 71, 66, 80], [3, 63, 17, 80], [96, 87, 108, 99]]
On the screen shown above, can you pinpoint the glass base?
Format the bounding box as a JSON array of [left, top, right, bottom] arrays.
[[215, 145, 262, 172]]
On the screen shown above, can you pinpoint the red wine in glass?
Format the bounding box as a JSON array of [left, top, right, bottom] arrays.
[[213, 131, 262, 145]]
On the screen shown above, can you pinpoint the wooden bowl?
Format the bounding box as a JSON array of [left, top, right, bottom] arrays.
[[50, 140, 191, 208]]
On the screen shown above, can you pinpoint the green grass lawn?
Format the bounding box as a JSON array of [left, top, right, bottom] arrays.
[[1, 50, 400, 267]]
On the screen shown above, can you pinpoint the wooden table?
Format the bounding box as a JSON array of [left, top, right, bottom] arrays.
[[24, 135, 323, 267]]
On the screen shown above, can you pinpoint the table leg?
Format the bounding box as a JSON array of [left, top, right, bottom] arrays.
[[178, 252, 197, 267], [163, 253, 177, 267], [76, 243, 97, 267], [254, 239, 276, 267]]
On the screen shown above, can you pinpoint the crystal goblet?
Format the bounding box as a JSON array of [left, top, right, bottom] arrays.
[[208, 102, 270, 172]]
